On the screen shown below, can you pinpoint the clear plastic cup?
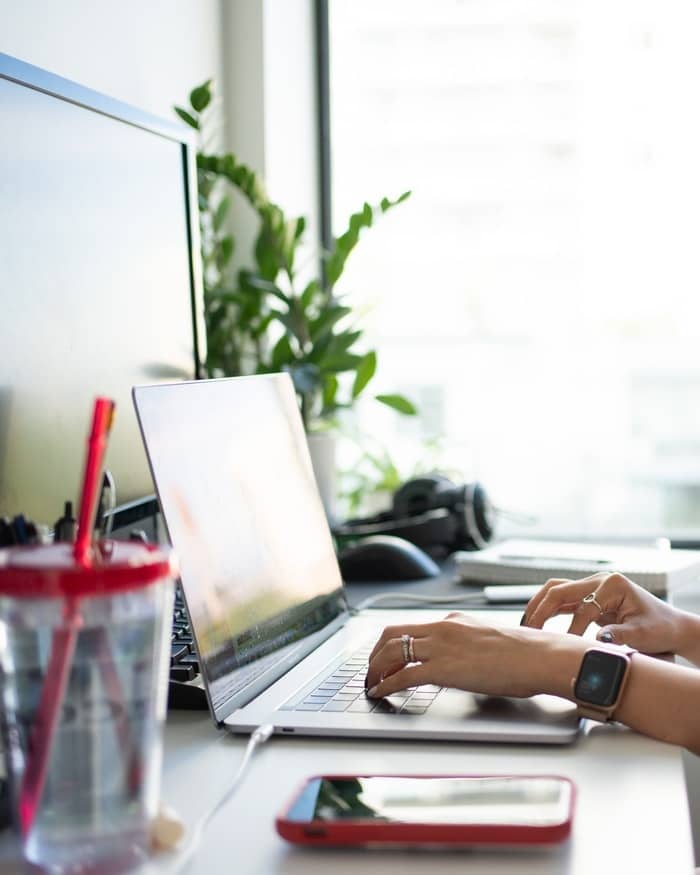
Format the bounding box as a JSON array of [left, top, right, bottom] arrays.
[[0, 540, 176, 873]]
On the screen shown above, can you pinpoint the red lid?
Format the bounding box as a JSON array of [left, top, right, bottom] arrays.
[[0, 541, 177, 598]]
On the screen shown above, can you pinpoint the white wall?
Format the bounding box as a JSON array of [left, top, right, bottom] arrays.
[[0, 0, 223, 123], [0, 0, 320, 281], [221, 0, 320, 277]]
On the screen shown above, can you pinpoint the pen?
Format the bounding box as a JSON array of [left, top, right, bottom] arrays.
[[498, 554, 612, 565], [74, 398, 116, 565]]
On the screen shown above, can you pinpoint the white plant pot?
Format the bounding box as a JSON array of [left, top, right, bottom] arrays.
[[306, 432, 338, 523]]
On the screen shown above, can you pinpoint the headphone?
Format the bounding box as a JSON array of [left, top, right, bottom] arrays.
[[333, 474, 496, 558]]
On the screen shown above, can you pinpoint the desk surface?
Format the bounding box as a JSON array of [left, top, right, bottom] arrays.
[[3, 711, 692, 874], [0, 597, 696, 874], [156, 582, 697, 874], [154, 710, 693, 875]]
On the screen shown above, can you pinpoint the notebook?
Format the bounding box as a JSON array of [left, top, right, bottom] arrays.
[[132, 374, 580, 744], [453, 538, 700, 597]]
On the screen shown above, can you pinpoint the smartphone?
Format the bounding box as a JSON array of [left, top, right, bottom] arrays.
[[276, 774, 575, 849]]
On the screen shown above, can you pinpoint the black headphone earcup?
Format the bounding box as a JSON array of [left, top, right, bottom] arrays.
[[392, 474, 456, 519], [459, 482, 494, 550], [334, 475, 496, 557]]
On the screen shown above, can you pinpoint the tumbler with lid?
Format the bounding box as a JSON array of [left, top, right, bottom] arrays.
[[0, 538, 176, 872]]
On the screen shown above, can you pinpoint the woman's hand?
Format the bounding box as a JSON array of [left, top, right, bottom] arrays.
[[364, 613, 584, 700], [521, 571, 700, 663]]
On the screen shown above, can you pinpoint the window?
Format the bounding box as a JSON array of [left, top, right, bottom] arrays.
[[327, 0, 700, 539]]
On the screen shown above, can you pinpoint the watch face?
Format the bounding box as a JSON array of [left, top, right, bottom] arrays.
[[574, 650, 628, 708]]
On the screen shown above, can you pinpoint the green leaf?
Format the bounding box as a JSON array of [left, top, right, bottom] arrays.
[[293, 216, 306, 242], [375, 394, 418, 415], [322, 374, 339, 411], [322, 352, 363, 373], [270, 335, 294, 370], [282, 217, 303, 272], [254, 228, 282, 279], [190, 80, 212, 112], [324, 192, 409, 288], [352, 351, 377, 398], [310, 305, 352, 341], [300, 280, 320, 310], [380, 190, 411, 212], [239, 270, 289, 304], [326, 329, 362, 357], [174, 106, 199, 130], [216, 236, 234, 271], [213, 196, 230, 232]]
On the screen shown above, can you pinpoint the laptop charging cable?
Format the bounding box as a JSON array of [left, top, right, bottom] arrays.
[[153, 722, 275, 873]]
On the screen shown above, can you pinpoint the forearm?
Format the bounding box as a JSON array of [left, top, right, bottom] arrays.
[[533, 634, 700, 755]]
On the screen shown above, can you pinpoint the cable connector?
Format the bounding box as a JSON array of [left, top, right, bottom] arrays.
[[166, 723, 275, 873], [251, 722, 275, 745]]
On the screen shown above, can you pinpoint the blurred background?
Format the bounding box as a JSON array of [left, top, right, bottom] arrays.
[[328, 0, 700, 541]]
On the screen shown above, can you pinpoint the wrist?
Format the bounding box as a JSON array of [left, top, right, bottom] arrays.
[[521, 629, 589, 699]]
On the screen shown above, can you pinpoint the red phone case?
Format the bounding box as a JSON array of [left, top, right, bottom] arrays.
[[276, 773, 575, 849]]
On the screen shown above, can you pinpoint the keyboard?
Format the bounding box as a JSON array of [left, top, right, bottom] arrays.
[[281, 648, 443, 715], [169, 585, 199, 682], [168, 586, 208, 709], [169, 600, 444, 715], [167, 587, 287, 710]]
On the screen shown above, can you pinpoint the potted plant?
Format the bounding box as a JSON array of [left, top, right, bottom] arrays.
[[175, 80, 417, 514]]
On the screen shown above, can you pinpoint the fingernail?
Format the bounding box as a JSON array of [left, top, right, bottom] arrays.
[[520, 612, 528, 626], [367, 685, 379, 698], [600, 631, 614, 643]]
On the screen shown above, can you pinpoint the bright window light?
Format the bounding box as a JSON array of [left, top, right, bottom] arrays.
[[328, 0, 700, 539]]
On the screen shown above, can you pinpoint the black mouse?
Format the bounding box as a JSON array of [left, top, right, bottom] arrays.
[[337, 534, 441, 582]]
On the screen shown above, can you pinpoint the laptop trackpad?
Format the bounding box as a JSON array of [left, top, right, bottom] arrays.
[[424, 689, 578, 726]]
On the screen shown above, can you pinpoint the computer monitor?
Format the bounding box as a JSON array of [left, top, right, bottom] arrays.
[[0, 52, 205, 533]]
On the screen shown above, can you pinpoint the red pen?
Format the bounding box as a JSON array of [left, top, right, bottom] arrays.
[[74, 397, 115, 565]]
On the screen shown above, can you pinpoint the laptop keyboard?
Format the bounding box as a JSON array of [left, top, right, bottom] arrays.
[[169, 596, 444, 716], [280, 647, 443, 715], [169, 585, 200, 683]]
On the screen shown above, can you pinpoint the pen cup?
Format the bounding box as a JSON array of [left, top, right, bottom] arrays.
[[0, 540, 176, 873]]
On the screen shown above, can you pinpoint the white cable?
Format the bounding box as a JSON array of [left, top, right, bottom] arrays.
[[169, 722, 274, 873], [352, 590, 487, 612]]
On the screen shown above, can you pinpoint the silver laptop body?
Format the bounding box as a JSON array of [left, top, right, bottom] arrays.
[[132, 374, 580, 744]]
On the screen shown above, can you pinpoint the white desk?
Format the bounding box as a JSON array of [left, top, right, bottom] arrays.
[[154, 711, 693, 874], [0, 601, 696, 874]]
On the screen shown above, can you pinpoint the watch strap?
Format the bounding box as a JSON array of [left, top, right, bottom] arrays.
[[577, 702, 617, 722]]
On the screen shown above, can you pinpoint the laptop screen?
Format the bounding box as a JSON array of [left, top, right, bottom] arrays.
[[133, 374, 347, 718]]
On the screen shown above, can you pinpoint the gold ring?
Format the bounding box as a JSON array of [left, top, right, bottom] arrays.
[[582, 592, 604, 614]]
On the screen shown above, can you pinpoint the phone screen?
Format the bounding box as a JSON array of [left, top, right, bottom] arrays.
[[287, 776, 571, 827]]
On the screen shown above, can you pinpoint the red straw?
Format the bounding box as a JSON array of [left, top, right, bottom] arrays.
[[18, 397, 116, 837], [18, 599, 82, 835]]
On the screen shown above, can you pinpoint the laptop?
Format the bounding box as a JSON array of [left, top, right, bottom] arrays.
[[132, 373, 580, 744]]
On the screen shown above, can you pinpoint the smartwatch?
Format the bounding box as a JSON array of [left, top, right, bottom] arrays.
[[572, 645, 636, 722]]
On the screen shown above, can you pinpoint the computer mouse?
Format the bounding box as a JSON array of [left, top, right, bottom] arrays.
[[337, 534, 441, 582]]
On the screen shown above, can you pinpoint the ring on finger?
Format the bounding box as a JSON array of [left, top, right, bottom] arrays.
[[582, 592, 604, 614], [408, 636, 416, 663], [400, 634, 411, 664]]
